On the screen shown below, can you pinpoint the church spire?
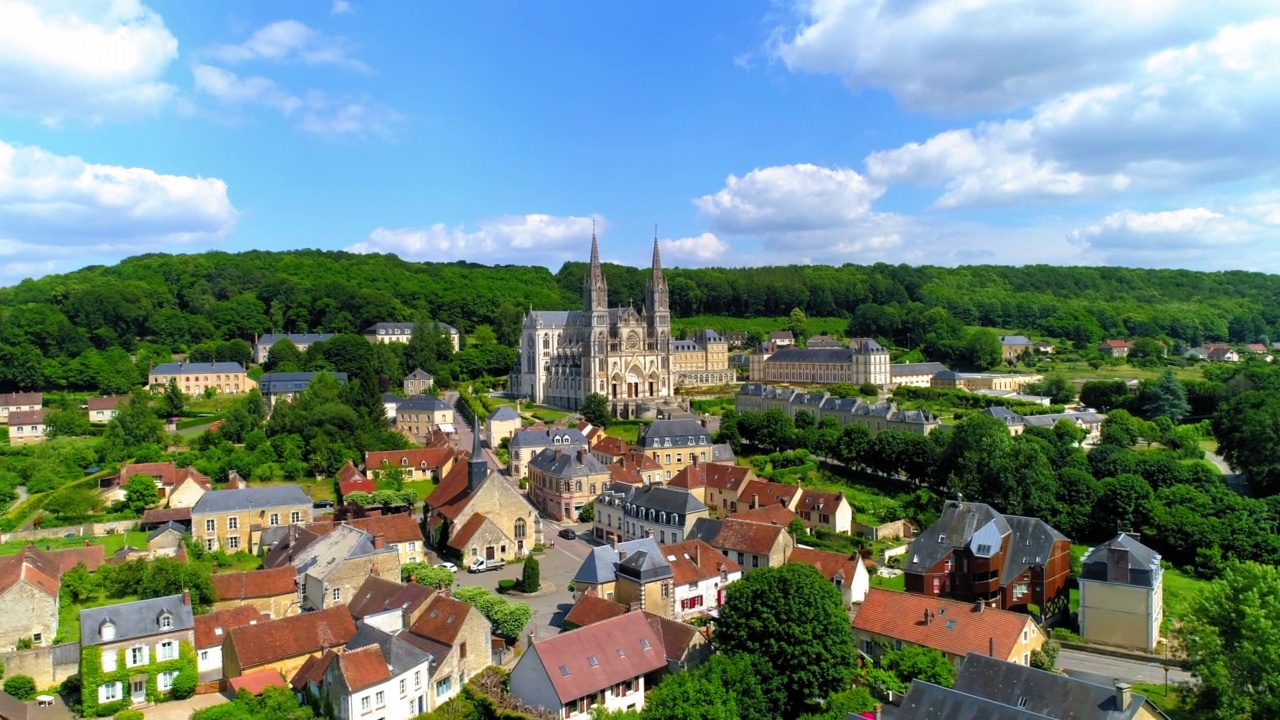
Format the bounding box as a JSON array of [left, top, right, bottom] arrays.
[[467, 403, 487, 494], [645, 229, 669, 324], [650, 227, 663, 275], [584, 222, 607, 312]]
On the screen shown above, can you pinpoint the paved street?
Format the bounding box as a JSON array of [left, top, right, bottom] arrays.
[[1057, 647, 1192, 687], [1206, 450, 1251, 496]]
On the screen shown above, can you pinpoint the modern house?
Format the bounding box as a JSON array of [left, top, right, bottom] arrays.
[[191, 485, 314, 554], [80, 593, 197, 712], [508, 612, 667, 719], [0, 392, 41, 422], [1079, 534, 1164, 652], [7, 410, 45, 446], [905, 501, 1072, 620]]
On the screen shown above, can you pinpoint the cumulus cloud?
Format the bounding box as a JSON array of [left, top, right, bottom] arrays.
[[0, 0, 179, 123], [193, 64, 303, 114], [0, 139, 238, 282], [208, 19, 368, 71], [660, 233, 730, 265], [347, 214, 601, 265], [331, 0, 355, 15], [772, 0, 1236, 114], [1067, 207, 1279, 269], [193, 65, 401, 137]]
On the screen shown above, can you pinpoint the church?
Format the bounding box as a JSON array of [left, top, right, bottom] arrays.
[[511, 236, 702, 418]]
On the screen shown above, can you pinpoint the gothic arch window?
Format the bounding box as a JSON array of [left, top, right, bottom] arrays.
[[542, 335, 550, 350], [575, 480, 583, 492], [515, 518, 527, 539]]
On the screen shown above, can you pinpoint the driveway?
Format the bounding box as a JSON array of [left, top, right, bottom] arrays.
[[1205, 451, 1250, 496], [137, 691, 232, 720], [1057, 647, 1192, 687]]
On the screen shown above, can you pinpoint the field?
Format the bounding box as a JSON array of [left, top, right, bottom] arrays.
[[0, 530, 150, 558], [604, 421, 645, 444]]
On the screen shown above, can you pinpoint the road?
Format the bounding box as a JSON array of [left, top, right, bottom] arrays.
[[448, 393, 505, 475], [1205, 450, 1251, 496], [1057, 647, 1192, 687]]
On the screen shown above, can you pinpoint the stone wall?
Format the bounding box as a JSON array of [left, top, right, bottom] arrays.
[[0, 642, 80, 689], [2, 521, 140, 545]]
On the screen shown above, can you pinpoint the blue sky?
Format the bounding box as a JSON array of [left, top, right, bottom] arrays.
[[1, 1, 1278, 285]]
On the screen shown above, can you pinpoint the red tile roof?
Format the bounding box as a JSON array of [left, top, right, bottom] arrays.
[[228, 606, 357, 671], [0, 392, 41, 407], [711, 518, 788, 556], [563, 592, 627, 628], [365, 448, 454, 473], [289, 651, 336, 692], [740, 480, 801, 508], [1103, 339, 1132, 348], [593, 436, 629, 457], [446, 514, 488, 551], [195, 605, 265, 649], [788, 547, 862, 586], [668, 462, 752, 492], [343, 514, 425, 546], [410, 593, 472, 646], [852, 588, 1033, 661], [641, 611, 701, 662], [121, 462, 180, 486], [527, 612, 667, 704], [211, 566, 297, 601], [425, 452, 474, 521], [661, 540, 739, 585], [347, 575, 434, 619], [607, 451, 663, 485], [228, 668, 287, 696], [0, 548, 61, 599], [336, 644, 392, 691], [86, 396, 123, 411], [728, 504, 799, 527], [50, 545, 105, 574], [338, 459, 376, 496], [337, 460, 365, 484]]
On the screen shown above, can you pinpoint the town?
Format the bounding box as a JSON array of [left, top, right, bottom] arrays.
[[0, 234, 1274, 720]]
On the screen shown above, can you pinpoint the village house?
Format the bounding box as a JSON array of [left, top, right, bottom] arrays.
[[336, 460, 375, 499], [0, 392, 41, 423], [507, 427, 590, 479], [80, 593, 197, 710], [6, 410, 45, 445], [223, 605, 357, 680], [590, 436, 631, 466], [592, 482, 710, 545], [788, 547, 869, 608], [396, 395, 456, 442], [113, 462, 211, 508], [486, 406, 522, 446], [795, 488, 853, 535], [263, 523, 401, 612], [509, 612, 667, 719], [191, 485, 313, 554], [365, 322, 460, 352], [898, 652, 1166, 720], [999, 335, 1034, 363], [529, 447, 612, 522], [662, 539, 742, 621], [405, 593, 492, 699], [365, 447, 455, 484], [426, 431, 543, 561], [571, 537, 674, 614], [211, 566, 301, 618], [562, 591, 628, 630], [906, 501, 1072, 621], [259, 371, 347, 410], [854, 588, 1045, 668], [347, 575, 434, 630], [146, 522, 188, 558], [298, 514, 427, 568], [635, 418, 718, 481], [403, 368, 435, 395], [254, 333, 335, 364], [607, 451, 665, 487], [726, 503, 800, 527], [317, 633, 433, 720], [767, 330, 795, 349], [0, 545, 104, 650], [87, 396, 124, 423], [666, 459, 754, 506], [1079, 533, 1164, 653], [1100, 339, 1133, 357], [149, 361, 255, 395], [195, 605, 264, 679], [687, 517, 795, 573]]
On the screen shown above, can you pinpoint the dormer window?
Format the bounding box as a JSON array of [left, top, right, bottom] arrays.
[[100, 620, 116, 642], [159, 612, 173, 630]]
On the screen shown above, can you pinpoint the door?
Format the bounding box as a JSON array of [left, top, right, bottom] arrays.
[[485, 545, 495, 560], [517, 540, 524, 554], [130, 679, 145, 704]]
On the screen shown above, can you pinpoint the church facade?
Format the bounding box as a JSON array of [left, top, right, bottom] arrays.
[[512, 237, 695, 418]]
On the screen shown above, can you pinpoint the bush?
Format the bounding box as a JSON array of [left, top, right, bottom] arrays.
[[169, 669, 197, 700], [531, 544, 545, 554], [4, 675, 36, 701], [521, 555, 540, 593], [115, 711, 145, 720], [15, 638, 31, 650], [497, 579, 517, 593]]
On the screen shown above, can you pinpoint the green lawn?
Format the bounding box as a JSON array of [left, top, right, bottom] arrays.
[[1133, 682, 1182, 717], [605, 422, 643, 444], [529, 408, 570, 424], [870, 573, 905, 591], [1198, 438, 1219, 454], [212, 554, 263, 573], [0, 530, 149, 558], [55, 593, 139, 645], [406, 479, 439, 501], [1162, 567, 1207, 624]]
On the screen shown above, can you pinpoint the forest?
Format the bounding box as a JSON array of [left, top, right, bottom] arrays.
[[2, 249, 1280, 394]]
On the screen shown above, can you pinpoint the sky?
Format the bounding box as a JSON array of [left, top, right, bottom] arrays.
[[1, 0, 1279, 286]]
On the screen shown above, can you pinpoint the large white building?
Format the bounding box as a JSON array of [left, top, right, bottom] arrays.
[[511, 237, 682, 418]]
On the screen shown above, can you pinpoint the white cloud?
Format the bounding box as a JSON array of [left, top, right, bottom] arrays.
[[0, 0, 178, 123], [347, 214, 601, 265], [660, 233, 730, 265], [1067, 207, 1278, 269], [193, 64, 302, 114], [772, 0, 1240, 114], [331, 0, 355, 15], [192, 65, 401, 137], [208, 19, 368, 71], [0, 139, 238, 282]]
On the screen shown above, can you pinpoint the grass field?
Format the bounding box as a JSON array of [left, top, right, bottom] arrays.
[[56, 593, 140, 645], [1133, 682, 1182, 716], [0, 530, 149, 558], [604, 421, 644, 444], [870, 573, 905, 591], [1162, 567, 1207, 623]]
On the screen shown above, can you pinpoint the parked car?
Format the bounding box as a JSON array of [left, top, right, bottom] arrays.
[[434, 561, 458, 573], [558, 528, 577, 540], [468, 557, 506, 573], [313, 499, 335, 509], [64, 533, 76, 539]]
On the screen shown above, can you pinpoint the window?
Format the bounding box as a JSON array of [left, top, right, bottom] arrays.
[[375, 691, 385, 707], [408, 541, 417, 551], [270, 513, 279, 526], [158, 640, 177, 660], [436, 677, 452, 697], [752, 555, 759, 568], [99, 682, 122, 703], [361, 696, 371, 712], [128, 644, 148, 667], [199, 650, 209, 662], [664, 453, 671, 464], [1022, 629, 1029, 642], [332, 587, 341, 602], [400, 679, 406, 696], [205, 538, 216, 551], [1022, 652, 1030, 665], [460, 642, 468, 660], [228, 536, 240, 550], [227, 516, 239, 530], [676, 453, 682, 464], [205, 519, 215, 533], [32, 633, 41, 645], [414, 671, 421, 688], [159, 670, 178, 691], [102, 649, 117, 672], [291, 511, 301, 523], [160, 613, 172, 629]]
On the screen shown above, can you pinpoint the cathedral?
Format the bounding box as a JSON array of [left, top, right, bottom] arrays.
[[511, 236, 690, 418]]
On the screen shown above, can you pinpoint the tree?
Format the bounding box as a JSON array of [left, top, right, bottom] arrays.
[[576, 502, 594, 522], [3, 675, 35, 701], [162, 377, 186, 417], [401, 562, 455, 589], [880, 644, 955, 688], [45, 488, 99, 519], [124, 474, 161, 512], [581, 392, 612, 427], [716, 564, 856, 717], [1138, 369, 1190, 422], [961, 328, 1002, 370], [111, 388, 165, 450], [1099, 409, 1142, 447], [453, 587, 533, 638], [1214, 390, 1280, 494], [1030, 638, 1060, 671], [1026, 373, 1076, 404], [521, 555, 541, 592], [265, 338, 304, 372], [1080, 380, 1131, 412], [170, 669, 198, 699], [44, 409, 90, 438], [642, 653, 772, 720], [1178, 562, 1280, 719], [788, 307, 809, 342], [60, 562, 99, 603]]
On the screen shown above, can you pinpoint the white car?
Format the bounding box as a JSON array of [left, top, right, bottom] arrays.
[[434, 562, 458, 573]]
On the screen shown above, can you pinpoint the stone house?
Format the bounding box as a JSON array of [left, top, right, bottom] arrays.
[[507, 427, 590, 479], [486, 406, 522, 447], [687, 517, 795, 573], [406, 592, 492, 690], [0, 392, 41, 423], [509, 612, 667, 719], [80, 593, 197, 712], [148, 361, 255, 395], [7, 410, 46, 446], [571, 537, 668, 606], [606, 451, 665, 487], [589, 436, 630, 466], [528, 447, 612, 522], [999, 335, 1034, 363], [365, 448, 455, 484], [262, 523, 401, 612], [635, 418, 717, 482], [403, 368, 435, 395], [328, 514, 427, 567], [223, 605, 357, 680], [592, 482, 710, 546], [0, 547, 62, 650], [194, 605, 264, 679], [210, 566, 301, 618], [396, 395, 456, 442], [318, 633, 434, 720], [365, 322, 460, 352], [1079, 533, 1164, 653], [87, 396, 124, 423], [146, 522, 187, 557], [191, 485, 313, 554], [667, 460, 755, 507]]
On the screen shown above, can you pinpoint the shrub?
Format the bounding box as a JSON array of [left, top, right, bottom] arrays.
[[15, 638, 32, 650], [521, 555, 540, 593], [4, 675, 36, 701], [497, 579, 517, 593], [116, 711, 145, 720], [169, 669, 197, 700], [531, 544, 545, 554]]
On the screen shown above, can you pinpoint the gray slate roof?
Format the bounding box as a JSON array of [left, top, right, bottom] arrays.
[[147, 521, 188, 541], [398, 395, 453, 412], [999, 335, 1033, 345], [509, 427, 589, 450], [951, 653, 1153, 720], [895, 679, 1051, 720], [1082, 533, 1162, 588], [528, 311, 575, 327], [81, 594, 195, 646], [891, 361, 949, 377], [348, 622, 437, 676], [152, 361, 247, 375], [257, 333, 333, 347], [489, 406, 520, 421], [597, 482, 709, 516], [711, 444, 735, 463], [765, 348, 853, 363], [259, 371, 347, 394], [672, 340, 700, 351], [981, 407, 1026, 425], [573, 538, 665, 585], [192, 485, 312, 515], [737, 383, 767, 397], [405, 368, 434, 380], [528, 447, 610, 477], [637, 419, 710, 448]]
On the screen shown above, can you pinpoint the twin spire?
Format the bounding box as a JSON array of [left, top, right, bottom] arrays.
[[584, 225, 666, 312]]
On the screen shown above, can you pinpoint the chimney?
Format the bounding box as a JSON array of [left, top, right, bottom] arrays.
[[691, 454, 699, 467], [988, 637, 995, 657], [611, 536, 618, 550], [975, 599, 985, 614], [528, 629, 537, 647], [373, 533, 385, 549], [182, 589, 191, 606], [556, 448, 563, 459], [924, 609, 931, 626], [1115, 683, 1132, 711], [693, 544, 700, 565], [577, 449, 586, 464], [700, 417, 708, 428], [751, 493, 759, 510]]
